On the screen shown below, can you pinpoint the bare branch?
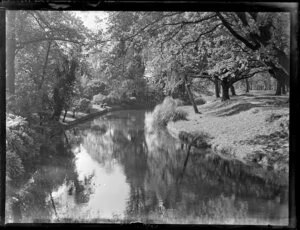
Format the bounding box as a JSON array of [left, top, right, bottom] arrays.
[[180, 23, 222, 51], [28, 12, 85, 50], [123, 12, 183, 41], [188, 73, 211, 79], [232, 68, 270, 83], [161, 26, 182, 45], [17, 37, 84, 47], [161, 13, 217, 26]]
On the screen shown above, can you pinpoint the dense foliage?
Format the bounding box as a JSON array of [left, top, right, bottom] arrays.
[[6, 113, 41, 180]]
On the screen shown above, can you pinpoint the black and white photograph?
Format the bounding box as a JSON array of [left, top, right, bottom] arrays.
[[1, 2, 297, 226]]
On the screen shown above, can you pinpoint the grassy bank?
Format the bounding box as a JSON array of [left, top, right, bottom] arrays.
[[167, 91, 289, 172]]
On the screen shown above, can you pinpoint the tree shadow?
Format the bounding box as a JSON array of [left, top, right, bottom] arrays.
[[214, 102, 257, 116], [210, 94, 289, 117]]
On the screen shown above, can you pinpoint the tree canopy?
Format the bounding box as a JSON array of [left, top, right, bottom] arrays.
[[6, 10, 291, 118]]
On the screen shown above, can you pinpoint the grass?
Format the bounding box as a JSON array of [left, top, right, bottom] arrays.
[[167, 90, 289, 172]]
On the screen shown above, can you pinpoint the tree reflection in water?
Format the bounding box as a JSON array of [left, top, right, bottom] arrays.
[[6, 133, 95, 223], [6, 110, 288, 224], [76, 110, 288, 224]]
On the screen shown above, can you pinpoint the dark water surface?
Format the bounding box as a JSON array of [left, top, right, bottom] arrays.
[[6, 110, 289, 224]]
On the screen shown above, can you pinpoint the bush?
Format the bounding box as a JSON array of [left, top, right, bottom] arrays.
[[78, 98, 92, 113], [92, 93, 106, 105], [6, 113, 41, 180], [265, 113, 283, 123], [152, 97, 188, 127], [6, 150, 24, 181], [103, 94, 120, 105], [83, 80, 108, 100], [6, 91, 45, 118], [194, 97, 206, 105], [174, 98, 184, 106]]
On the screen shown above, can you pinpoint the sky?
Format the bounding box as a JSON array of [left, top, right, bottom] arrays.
[[73, 11, 109, 32]]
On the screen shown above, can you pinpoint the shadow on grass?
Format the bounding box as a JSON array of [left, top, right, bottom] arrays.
[[208, 94, 289, 117], [213, 102, 256, 116]]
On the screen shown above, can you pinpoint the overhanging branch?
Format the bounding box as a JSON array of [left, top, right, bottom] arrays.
[[17, 37, 84, 47], [180, 23, 222, 51], [216, 12, 260, 51], [162, 13, 217, 26], [123, 12, 182, 41], [232, 68, 270, 84]]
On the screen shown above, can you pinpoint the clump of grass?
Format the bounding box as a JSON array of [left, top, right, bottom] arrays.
[[194, 97, 206, 105], [152, 97, 188, 127], [172, 109, 188, 122], [265, 113, 283, 123]]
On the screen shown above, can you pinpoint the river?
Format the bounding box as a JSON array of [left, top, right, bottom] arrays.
[[6, 109, 289, 224]]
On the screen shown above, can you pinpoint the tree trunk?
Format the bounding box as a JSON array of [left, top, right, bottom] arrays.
[[281, 83, 286, 95], [39, 113, 43, 126], [72, 109, 76, 118], [263, 80, 267, 90], [6, 11, 16, 94], [39, 41, 52, 90], [275, 79, 283, 95], [267, 76, 272, 90], [1, 11, 6, 179], [62, 109, 68, 122], [184, 75, 199, 114], [52, 108, 62, 121], [214, 76, 220, 98], [286, 75, 290, 93], [0, 12, 5, 96], [222, 85, 230, 101], [267, 61, 289, 96], [52, 87, 63, 121], [245, 79, 250, 93], [221, 78, 230, 101], [63, 132, 69, 144], [230, 85, 236, 96]]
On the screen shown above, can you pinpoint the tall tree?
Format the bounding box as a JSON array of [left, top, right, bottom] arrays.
[[7, 11, 91, 120], [52, 56, 78, 121], [98, 12, 147, 99], [183, 74, 199, 113], [6, 11, 16, 94], [216, 12, 290, 95]]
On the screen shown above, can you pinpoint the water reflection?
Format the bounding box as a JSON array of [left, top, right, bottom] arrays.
[[6, 143, 77, 223], [52, 147, 130, 220], [6, 110, 289, 224]]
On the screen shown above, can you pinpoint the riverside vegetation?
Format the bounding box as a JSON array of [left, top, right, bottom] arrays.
[[4, 9, 291, 224]]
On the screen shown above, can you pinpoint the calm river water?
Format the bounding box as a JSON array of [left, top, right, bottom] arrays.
[[6, 110, 289, 224]]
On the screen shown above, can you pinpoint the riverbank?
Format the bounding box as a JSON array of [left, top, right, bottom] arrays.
[[167, 91, 289, 173], [59, 103, 154, 128]]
